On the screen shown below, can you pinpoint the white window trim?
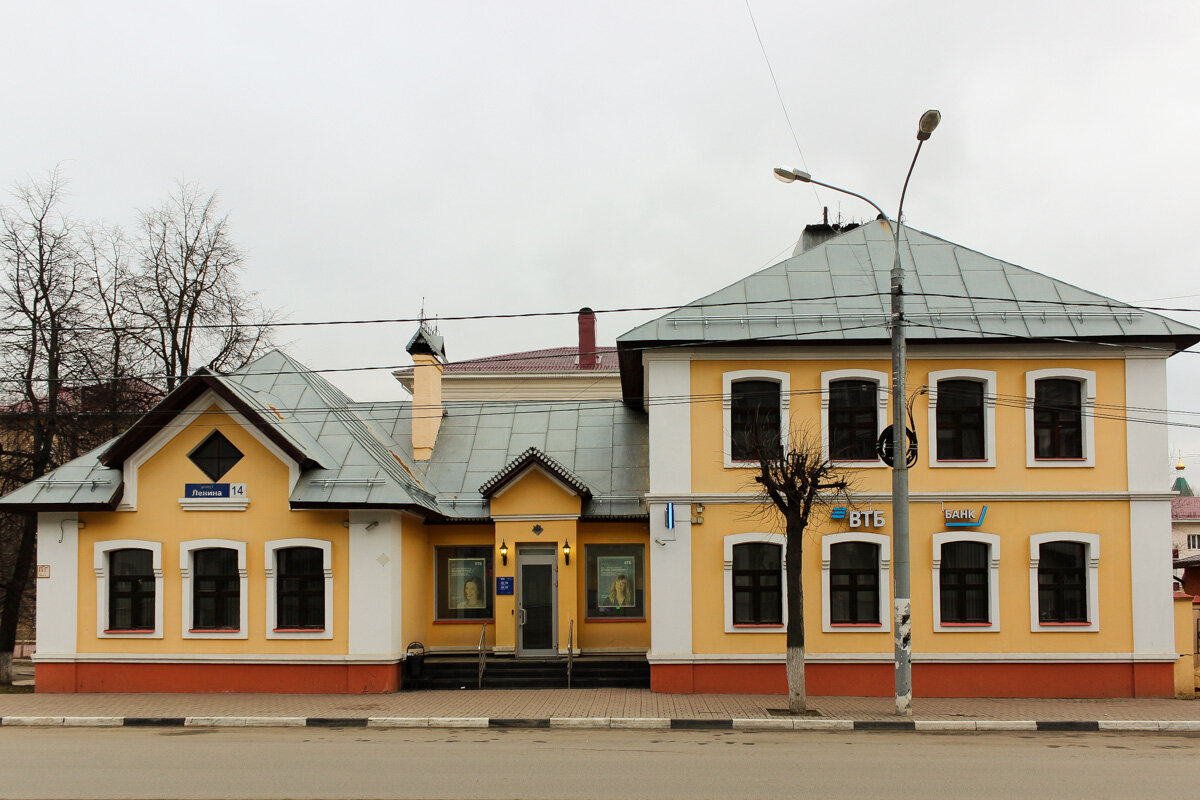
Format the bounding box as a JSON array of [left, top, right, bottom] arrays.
[[931, 532, 1001, 632], [1029, 532, 1100, 633], [1187, 534, 1200, 551], [1025, 368, 1096, 468], [820, 532, 891, 633], [723, 533, 787, 633], [820, 369, 889, 468], [722, 370, 791, 468], [265, 538, 333, 640], [180, 540, 248, 639], [927, 369, 997, 468], [94, 540, 163, 639]]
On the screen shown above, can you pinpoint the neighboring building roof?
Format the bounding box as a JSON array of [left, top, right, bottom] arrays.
[[479, 447, 593, 499], [616, 219, 1200, 401], [396, 345, 618, 376], [1172, 496, 1200, 520], [1174, 553, 1200, 569]]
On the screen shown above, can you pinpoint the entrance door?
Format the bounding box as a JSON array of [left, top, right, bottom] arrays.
[[516, 547, 557, 657]]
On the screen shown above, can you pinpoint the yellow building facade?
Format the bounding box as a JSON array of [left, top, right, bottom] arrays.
[[5, 220, 1196, 696]]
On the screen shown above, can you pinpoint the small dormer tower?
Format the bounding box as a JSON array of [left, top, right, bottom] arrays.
[[406, 324, 446, 461]]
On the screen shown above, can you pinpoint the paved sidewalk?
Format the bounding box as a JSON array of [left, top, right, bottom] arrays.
[[1, 686, 1197, 724]]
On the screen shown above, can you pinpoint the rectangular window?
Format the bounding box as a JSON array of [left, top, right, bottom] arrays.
[[276, 546, 325, 629], [1038, 541, 1087, 623], [730, 380, 781, 461], [829, 380, 877, 460], [936, 380, 985, 460], [193, 547, 240, 630], [584, 544, 646, 619], [732, 543, 782, 625], [435, 546, 494, 620], [109, 548, 155, 631], [829, 542, 879, 624], [1034, 379, 1083, 459], [1187, 534, 1200, 550], [940, 541, 989, 623]]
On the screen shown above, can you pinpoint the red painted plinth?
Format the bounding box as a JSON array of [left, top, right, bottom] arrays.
[[36, 662, 402, 693], [651, 661, 1176, 698]]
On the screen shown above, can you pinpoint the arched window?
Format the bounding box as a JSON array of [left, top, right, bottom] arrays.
[[192, 548, 240, 630], [276, 546, 326, 630], [1034, 379, 1083, 460], [829, 380, 878, 461], [936, 380, 986, 460], [731, 542, 782, 626], [829, 542, 880, 624], [108, 548, 155, 631], [1037, 541, 1087, 623]]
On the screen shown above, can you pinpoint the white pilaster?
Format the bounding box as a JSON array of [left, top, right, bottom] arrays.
[[347, 510, 404, 658], [35, 513, 78, 658], [1125, 355, 1174, 656], [646, 357, 693, 658]]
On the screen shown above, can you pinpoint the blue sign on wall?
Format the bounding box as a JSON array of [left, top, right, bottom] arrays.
[[184, 483, 246, 499], [496, 576, 514, 595]]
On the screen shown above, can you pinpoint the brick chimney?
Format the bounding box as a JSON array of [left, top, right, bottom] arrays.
[[578, 307, 597, 370], [405, 325, 446, 461]]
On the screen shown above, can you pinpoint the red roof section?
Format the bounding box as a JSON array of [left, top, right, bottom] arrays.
[[1172, 496, 1200, 520], [399, 346, 618, 375]]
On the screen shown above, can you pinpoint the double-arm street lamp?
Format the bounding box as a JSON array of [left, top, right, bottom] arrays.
[[774, 109, 940, 716]]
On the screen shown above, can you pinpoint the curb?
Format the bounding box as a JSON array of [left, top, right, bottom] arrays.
[[1, 716, 1198, 732]]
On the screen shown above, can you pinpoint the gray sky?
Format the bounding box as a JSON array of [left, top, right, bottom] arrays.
[[5, 1, 1200, 479]]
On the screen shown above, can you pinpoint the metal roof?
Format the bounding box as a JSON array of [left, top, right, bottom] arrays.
[[479, 447, 593, 499], [616, 220, 1200, 401], [620, 219, 1200, 346]]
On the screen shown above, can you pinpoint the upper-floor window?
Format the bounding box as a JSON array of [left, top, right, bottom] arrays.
[[829, 380, 878, 461], [829, 541, 880, 624], [276, 546, 326, 630], [1034, 379, 1083, 460], [109, 548, 155, 631], [730, 380, 781, 461], [192, 547, 240, 631], [1025, 369, 1095, 467], [1188, 534, 1200, 550], [732, 542, 782, 626], [936, 380, 985, 460], [722, 370, 790, 468]]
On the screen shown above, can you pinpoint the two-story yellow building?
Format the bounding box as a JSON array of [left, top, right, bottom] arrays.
[[4, 219, 1196, 696]]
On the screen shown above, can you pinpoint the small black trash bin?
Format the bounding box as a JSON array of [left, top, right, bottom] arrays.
[[404, 642, 425, 685]]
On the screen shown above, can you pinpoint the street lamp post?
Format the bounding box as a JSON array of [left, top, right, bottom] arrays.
[[774, 109, 940, 716]]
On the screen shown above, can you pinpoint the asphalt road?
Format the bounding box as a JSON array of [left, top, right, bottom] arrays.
[[0, 727, 1196, 799]]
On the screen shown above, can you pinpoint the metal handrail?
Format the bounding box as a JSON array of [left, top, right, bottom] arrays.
[[477, 622, 487, 689], [566, 619, 574, 689]]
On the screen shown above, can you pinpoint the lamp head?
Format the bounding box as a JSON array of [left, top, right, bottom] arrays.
[[773, 166, 812, 184], [917, 109, 941, 141]]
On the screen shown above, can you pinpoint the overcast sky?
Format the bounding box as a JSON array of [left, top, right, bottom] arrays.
[[5, 1, 1200, 479]]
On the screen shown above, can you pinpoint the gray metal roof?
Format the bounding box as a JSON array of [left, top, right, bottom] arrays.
[[618, 219, 1200, 348], [1, 351, 649, 519], [357, 399, 648, 519]]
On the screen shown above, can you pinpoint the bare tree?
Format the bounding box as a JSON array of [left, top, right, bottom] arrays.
[[131, 182, 273, 390], [0, 170, 93, 683], [746, 423, 851, 715]]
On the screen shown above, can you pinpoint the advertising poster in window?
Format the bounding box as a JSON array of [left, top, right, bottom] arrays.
[[448, 557, 487, 610], [597, 556, 636, 610]]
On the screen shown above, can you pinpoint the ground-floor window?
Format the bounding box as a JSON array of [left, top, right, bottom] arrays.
[[1037, 541, 1087, 623], [109, 548, 155, 631], [276, 546, 326, 629], [829, 541, 880, 624], [732, 542, 782, 626], [193, 547, 240, 630], [939, 541, 990, 624], [435, 545, 494, 620], [584, 544, 645, 619]]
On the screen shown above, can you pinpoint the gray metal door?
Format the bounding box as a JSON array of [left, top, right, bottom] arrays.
[[516, 547, 557, 657]]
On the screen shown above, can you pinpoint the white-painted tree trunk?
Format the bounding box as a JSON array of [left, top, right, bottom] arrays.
[[786, 645, 806, 714]]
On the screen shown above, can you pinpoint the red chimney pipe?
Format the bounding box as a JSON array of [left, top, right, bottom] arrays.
[[578, 307, 597, 369]]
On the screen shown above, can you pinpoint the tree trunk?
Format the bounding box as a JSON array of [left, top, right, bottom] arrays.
[[0, 516, 36, 685], [784, 515, 806, 714]]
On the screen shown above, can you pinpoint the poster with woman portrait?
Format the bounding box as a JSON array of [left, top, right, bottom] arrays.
[[597, 556, 636, 609], [448, 557, 487, 609]]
